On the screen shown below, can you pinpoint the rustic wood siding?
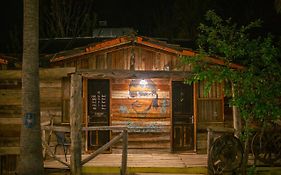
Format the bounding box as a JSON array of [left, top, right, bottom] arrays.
[[196, 81, 227, 153], [0, 79, 23, 149], [110, 78, 171, 150], [62, 77, 70, 123], [52, 46, 191, 72], [197, 82, 223, 123], [0, 79, 63, 144], [0, 68, 74, 155]]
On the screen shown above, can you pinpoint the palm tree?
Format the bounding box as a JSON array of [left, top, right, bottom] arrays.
[[18, 0, 44, 174]]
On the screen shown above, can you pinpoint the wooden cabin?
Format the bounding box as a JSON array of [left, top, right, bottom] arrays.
[[46, 35, 235, 153], [0, 35, 235, 158]]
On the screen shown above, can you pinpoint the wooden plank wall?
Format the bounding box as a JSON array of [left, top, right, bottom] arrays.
[[111, 78, 171, 151], [48, 43, 234, 154], [197, 81, 223, 122], [0, 78, 22, 158], [0, 68, 75, 157], [196, 82, 233, 153], [54, 46, 191, 72], [0, 79, 62, 147]]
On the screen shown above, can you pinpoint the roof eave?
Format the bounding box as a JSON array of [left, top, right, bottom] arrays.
[[50, 36, 133, 62]]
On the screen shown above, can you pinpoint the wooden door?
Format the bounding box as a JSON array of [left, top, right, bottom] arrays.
[[87, 79, 110, 150], [172, 81, 194, 151]]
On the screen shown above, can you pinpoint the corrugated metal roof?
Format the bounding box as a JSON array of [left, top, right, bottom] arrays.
[[92, 28, 136, 38]]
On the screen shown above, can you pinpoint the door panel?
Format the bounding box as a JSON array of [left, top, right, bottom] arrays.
[[87, 79, 110, 150], [172, 81, 194, 151]]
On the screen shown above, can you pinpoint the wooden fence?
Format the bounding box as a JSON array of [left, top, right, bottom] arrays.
[[41, 125, 128, 175]]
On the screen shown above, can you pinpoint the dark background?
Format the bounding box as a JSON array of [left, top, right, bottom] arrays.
[[0, 0, 280, 53]]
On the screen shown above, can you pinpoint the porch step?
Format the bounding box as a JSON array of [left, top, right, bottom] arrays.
[[45, 153, 208, 174], [82, 166, 207, 174], [135, 174, 204, 175], [83, 174, 204, 175], [81, 153, 208, 174]]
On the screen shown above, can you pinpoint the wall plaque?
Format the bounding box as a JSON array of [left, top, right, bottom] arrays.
[[23, 112, 35, 128]]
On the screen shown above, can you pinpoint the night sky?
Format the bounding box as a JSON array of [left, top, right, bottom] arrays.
[[0, 0, 281, 53], [0, 0, 169, 40], [0, 1, 22, 41]]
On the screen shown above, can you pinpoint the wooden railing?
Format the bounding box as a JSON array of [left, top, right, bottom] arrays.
[[82, 126, 128, 175], [41, 125, 71, 168], [41, 125, 128, 175]]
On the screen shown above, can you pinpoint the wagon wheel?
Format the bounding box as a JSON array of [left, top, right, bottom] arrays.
[[209, 134, 243, 174], [251, 131, 281, 164]]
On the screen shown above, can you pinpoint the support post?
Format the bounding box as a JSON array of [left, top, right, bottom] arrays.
[[233, 106, 241, 136], [41, 129, 46, 159], [207, 128, 213, 155], [70, 73, 82, 175], [121, 130, 128, 175], [231, 82, 241, 137]]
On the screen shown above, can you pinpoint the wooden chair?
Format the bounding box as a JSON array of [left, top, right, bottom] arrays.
[[54, 131, 71, 162]]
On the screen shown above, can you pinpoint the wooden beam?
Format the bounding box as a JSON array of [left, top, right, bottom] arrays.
[[193, 82, 198, 152], [181, 50, 244, 70], [77, 70, 191, 79], [39, 68, 76, 79], [41, 125, 70, 132], [0, 147, 20, 155], [82, 77, 88, 152], [81, 132, 124, 165], [85, 36, 131, 52], [82, 126, 127, 131], [135, 36, 181, 55], [0, 67, 76, 80], [0, 118, 22, 125], [121, 130, 128, 175], [232, 82, 241, 137], [50, 36, 132, 62], [70, 73, 82, 175]]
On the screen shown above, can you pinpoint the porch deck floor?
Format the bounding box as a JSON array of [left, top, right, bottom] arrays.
[[44, 153, 208, 174]]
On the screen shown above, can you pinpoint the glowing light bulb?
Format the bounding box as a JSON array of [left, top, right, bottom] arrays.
[[140, 79, 147, 86]]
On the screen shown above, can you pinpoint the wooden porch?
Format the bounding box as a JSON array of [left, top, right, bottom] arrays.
[[44, 153, 208, 174], [44, 153, 281, 175]]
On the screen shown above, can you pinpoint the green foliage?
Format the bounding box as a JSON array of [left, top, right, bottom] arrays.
[[247, 165, 256, 175], [183, 12, 281, 173], [183, 10, 281, 122]]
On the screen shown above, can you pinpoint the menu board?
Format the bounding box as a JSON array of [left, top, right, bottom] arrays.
[[87, 79, 110, 149], [87, 80, 109, 124], [89, 91, 107, 111]]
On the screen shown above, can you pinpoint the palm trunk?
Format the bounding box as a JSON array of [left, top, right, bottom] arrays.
[[18, 0, 44, 174]]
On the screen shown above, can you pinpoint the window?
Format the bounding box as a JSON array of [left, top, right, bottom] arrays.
[[197, 82, 224, 122]]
